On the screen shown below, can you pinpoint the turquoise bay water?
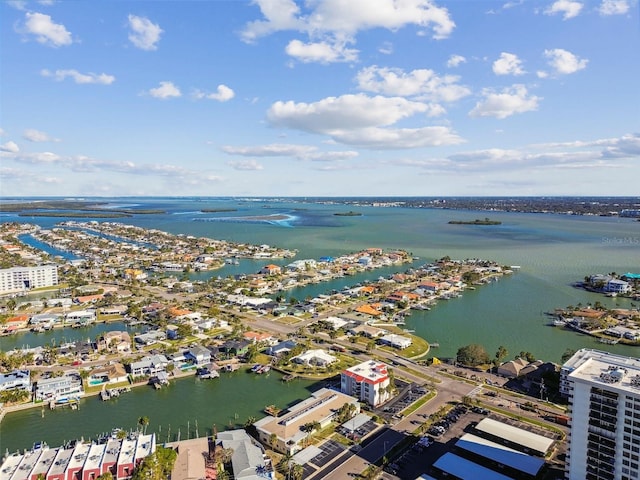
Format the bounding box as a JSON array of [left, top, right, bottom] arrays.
[[2, 197, 639, 452]]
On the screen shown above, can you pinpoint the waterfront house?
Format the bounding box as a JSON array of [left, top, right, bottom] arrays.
[[0, 369, 31, 393], [89, 363, 128, 385], [65, 309, 96, 326], [254, 388, 359, 455], [379, 334, 412, 350], [341, 360, 391, 407], [185, 346, 211, 366], [3, 314, 29, 332], [259, 264, 282, 275], [29, 312, 61, 326], [99, 304, 128, 316], [266, 340, 297, 357], [66, 443, 91, 480], [605, 278, 632, 294], [291, 349, 337, 367], [216, 429, 271, 480], [168, 437, 209, 480], [349, 324, 386, 339], [34, 371, 83, 402], [167, 351, 187, 367], [83, 443, 107, 480], [98, 331, 131, 353], [28, 445, 59, 480], [220, 339, 251, 357], [418, 281, 440, 292], [116, 438, 137, 478], [286, 259, 317, 271], [129, 354, 169, 378]]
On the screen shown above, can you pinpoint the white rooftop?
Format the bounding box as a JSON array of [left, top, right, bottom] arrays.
[[564, 348, 640, 395], [475, 418, 554, 455], [343, 360, 389, 383]]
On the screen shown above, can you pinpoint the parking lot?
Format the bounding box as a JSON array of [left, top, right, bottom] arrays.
[[381, 405, 564, 480], [378, 382, 427, 419], [338, 419, 379, 442]]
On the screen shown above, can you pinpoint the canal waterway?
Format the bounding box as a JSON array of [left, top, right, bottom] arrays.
[[17, 234, 80, 261], [0, 322, 140, 352], [3, 197, 639, 452], [0, 370, 315, 453]]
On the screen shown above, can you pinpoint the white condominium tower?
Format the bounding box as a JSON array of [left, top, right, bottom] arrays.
[[562, 349, 640, 480], [0, 265, 58, 295]]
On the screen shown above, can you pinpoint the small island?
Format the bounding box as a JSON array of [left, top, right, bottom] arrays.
[[448, 218, 501, 225], [201, 208, 238, 213], [334, 211, 362, 217]]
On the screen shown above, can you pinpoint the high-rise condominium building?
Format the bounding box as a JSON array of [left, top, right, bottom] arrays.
[[562, 349, 640, 480]]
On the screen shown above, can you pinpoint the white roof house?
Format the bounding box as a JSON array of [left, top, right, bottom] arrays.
[[291, 349, 337, 367], [379, 334, 412, 349]]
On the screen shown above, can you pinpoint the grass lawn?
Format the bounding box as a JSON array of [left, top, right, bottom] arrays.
[[275, 316, 303, 325]]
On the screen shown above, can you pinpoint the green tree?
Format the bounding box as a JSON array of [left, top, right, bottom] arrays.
[[289, 463, 304, 480], [518, 351, 536, 363], [131, 447, 177, 480], [176, 323, 193, 339], [456, 344, 490, 367], [96, 472, 113, 480], [245, 343, 259, 363], [138, 416, 150, 434], [495, 345, 508, 362]]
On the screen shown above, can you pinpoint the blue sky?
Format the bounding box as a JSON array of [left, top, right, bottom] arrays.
[[1, 0, 638, 197]]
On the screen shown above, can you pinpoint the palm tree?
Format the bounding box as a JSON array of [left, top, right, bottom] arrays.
[[289, 463, 304, 480], [138, 416, 150, 434]]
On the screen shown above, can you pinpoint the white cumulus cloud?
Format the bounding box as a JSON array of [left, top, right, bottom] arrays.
[[447, 54, 466, 68], [0, 141, 19, 153], [147, 81, 181, 99], [598, 0, 630, 14], [267, 94, 463, 149], [128, 14, 163, 51], [193, 84, 235, 102], [23, 129, 59, 142], [544, 48, 588, 74], [267, 94, 430, 133], [23, 12, 72, 47], [40, 69, 115, 85], [285, 39, 358, 63], [544, 0, 583, 19], [355, 66, 470, 103], [469, 85, 541, 119], [492, 52, 525, 76], [241, 0, 455, 63]]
